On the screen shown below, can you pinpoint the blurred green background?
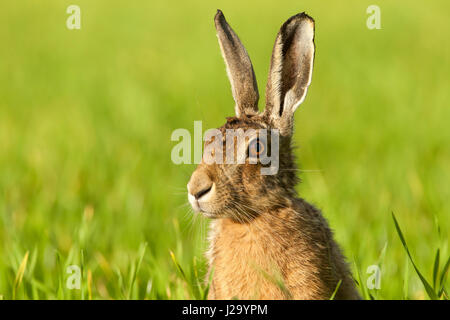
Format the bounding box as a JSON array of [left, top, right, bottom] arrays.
[[0, 0, 449, 299]]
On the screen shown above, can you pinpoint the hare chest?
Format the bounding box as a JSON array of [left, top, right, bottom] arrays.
[[207, 219, 289, 300]]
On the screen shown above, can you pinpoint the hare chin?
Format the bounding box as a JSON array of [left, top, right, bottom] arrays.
[[189, 200, 220, 218]]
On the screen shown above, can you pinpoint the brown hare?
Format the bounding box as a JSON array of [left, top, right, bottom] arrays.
[[187, 10, 361, 300]]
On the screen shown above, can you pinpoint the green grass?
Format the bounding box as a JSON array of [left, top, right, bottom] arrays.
[[0, 0, 449, 299]]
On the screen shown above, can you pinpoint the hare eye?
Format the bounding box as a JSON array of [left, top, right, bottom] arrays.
[[248, 138, 265, 158]]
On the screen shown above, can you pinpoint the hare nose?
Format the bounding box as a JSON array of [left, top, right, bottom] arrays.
[[194, 185, 212, 200], [187, 169, 213, 200]]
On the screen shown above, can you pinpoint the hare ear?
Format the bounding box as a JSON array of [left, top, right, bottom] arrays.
[[265, 13, 315, 133], [215, 10, 259, 117]]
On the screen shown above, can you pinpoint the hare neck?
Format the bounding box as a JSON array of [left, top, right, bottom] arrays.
[[206, 208, 296, 299]]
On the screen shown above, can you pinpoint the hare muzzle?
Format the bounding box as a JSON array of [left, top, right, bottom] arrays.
[[187, 168, 215, 214]]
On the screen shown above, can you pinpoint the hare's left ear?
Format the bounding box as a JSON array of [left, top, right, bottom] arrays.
[[215, 10, 259, 117], [264, 13, 315, 134]]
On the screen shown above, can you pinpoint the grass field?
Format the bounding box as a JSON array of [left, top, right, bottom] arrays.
[[0, 0, 449, 299]]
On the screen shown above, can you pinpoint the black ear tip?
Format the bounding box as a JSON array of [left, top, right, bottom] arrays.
[[285, 12, 315, 25], [215, 9, 224, 21], [297, 12, 315, 24], [214, 9, 228, 29], [280, 12, 315, 33]]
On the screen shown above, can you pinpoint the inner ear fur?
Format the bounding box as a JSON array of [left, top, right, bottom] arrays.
[[265, 12, 315, 130]]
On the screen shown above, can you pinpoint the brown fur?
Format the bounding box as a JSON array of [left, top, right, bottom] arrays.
[[206, 194, 360, 299], [186, 11, 361, 300]]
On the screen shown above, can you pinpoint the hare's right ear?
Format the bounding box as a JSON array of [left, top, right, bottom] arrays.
[[215, 10, 259, 117], [264, 13, 315, 135]]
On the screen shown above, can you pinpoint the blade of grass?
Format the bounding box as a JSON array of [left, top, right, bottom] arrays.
[[438, 255, 450, 298], [55, 251, 65, 299], [31, 279, 54, 296], [87, 269, 93, 300], [432, 249, 440, 290], [377, 241, 388, 268], [12, 251, 29, 300], [403, 256, 410, 300], [353, 259, 369, 300], [28, 248, 38, 299], [202, 267, 214, 300], [28, 248, 38, 279], [170, 250, 188, 282], [127, 242, 147, 299], [330, 280, 342, 300], [114, 267, 125, 299], [392, 212, 438, 299], [372, 241, 388, 299], [145, 279, 153, 300], [80, 249, 86, 300], [170, 250, 197, 299], [191, 256, 202, 299], [126, 263, 136, 299]]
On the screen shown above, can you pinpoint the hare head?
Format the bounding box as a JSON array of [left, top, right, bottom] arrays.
[[187, 10, 315, 221]]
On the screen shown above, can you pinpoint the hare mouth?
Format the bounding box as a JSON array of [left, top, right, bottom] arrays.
[[188, 197, 220, 218], [188, 192, 212, 214], [191, 202, 218, 218]]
